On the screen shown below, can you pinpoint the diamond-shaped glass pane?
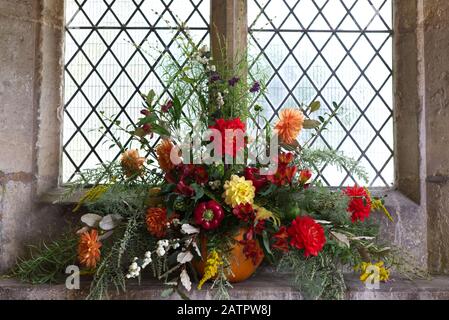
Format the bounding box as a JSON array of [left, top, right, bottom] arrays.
[[63, 0, 210, 182], [249, 0, 393, 187]]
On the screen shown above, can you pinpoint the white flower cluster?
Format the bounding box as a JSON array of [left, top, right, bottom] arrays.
[[141, 251, 152, 269], [125, 239, 181, 279], [208, 180, 221, 190], [216, 92, 224, 108], [156, 239, 169, 257], [156, 238, 181, 257], [194, 45, 212, 65], [126, 258, 141, 279]]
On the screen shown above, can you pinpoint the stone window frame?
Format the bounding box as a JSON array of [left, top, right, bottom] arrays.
[[33, 0, 436, 272]]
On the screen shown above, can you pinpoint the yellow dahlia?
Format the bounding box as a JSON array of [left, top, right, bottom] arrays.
[[274, 108, 305, 144], [223, 175, 255, 208], [120, 149, 145, 177], [78, 229, 102, 269]]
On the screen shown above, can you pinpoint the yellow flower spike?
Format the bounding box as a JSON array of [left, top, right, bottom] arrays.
[[198, 250, 223, 290], [365, 188, 394, 222], [222, 175, 256, 208], [254, 205, 281, 227], [73, 185, 109, 213]]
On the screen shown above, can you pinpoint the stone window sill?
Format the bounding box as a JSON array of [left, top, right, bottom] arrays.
[[1, 273, 448, 300]]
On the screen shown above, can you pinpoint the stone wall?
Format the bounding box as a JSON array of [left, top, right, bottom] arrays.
[[0, 0, 69, 272], [0, 0, 449, 275], [419, 0, 449, 274]]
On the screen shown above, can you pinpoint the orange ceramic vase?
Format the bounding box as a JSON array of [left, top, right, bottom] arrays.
[[195, 228, 264, 283]]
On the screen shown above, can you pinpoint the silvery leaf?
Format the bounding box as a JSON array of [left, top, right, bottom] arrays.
[[98, 230, 114, 241], [76, 226, 90, 235], [181, 224, 200, 235], [81, 214, 102, 228], [177, 251, 194, 264], [330, 231, 350, 248], [192, 241, 202, 258], [315, 220, 332, 225], [351, 236, 375, 241], [180, 269, 192, 292], [99, 214, 123, 231]]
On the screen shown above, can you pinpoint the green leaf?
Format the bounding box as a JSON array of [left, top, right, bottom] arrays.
[[161, 183, 176, 194], [191, 183, 205, 202], [133, 127, 146, 138], [280, 139, 300, 151], [171, 95, 183, 125], [262, 230, 273, 256], [260, 183, 277, 197], [318, 116, 325, 123], [151, 123, 170, 137], [203, 189, 220, 203], [198, 93, 207, 111], [303, 119, 321, 129], [309, 101, 321, 113], [181, 77, 195, 84], [146, 90, 156, 107]]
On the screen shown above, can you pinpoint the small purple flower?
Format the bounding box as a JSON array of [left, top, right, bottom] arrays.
[[140, 109, 150, 116], [228, 76, 240, 87], [210, 72, 221, 83], [161, 100, 174, 113], [249, 81, 261, 93]]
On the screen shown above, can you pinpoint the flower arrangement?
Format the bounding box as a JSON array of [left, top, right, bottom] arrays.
[[11, 32, 425, 300]]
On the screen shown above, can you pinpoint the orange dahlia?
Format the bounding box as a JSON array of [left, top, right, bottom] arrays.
[[78, 229, 102, 269], [146, 207, 179, 238], [156, 139, 177, 172], [120, 149, 145, 177], [274, 108, 305, 144]]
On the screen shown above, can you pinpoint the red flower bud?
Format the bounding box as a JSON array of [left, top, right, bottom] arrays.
[[142, 123, 152, 133], [299, 169, 312, 184], [272, 226, 289, 253], [244, 167, 268, 192]]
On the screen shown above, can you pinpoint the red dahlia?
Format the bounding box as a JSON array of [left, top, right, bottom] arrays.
[[288, 216, 326, 257], [343, 186, 372, 223], [209, 118, 246, 157]]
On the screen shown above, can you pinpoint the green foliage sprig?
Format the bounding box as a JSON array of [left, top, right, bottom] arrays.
[[10, 233, 78, 285]]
